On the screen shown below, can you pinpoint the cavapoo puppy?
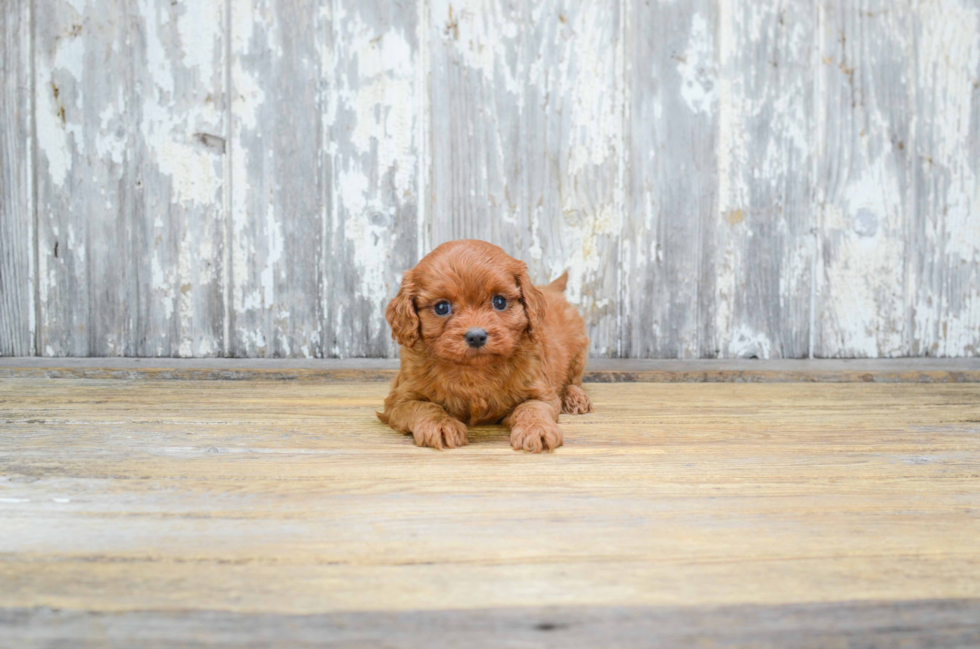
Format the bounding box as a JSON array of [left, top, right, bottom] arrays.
[[378, 240, 592, 452]]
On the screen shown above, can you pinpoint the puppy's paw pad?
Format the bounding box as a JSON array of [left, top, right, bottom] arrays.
[[510, 421, 563, 453], [413, 418, 468, 450], [561, 385, 593, 415]]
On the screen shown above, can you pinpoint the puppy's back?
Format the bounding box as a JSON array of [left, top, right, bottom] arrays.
[[535, 272, 589, 387]]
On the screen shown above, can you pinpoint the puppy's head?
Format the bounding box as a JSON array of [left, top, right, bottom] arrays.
[[386, 240, 545, 366]]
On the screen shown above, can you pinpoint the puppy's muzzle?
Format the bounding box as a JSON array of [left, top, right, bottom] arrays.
[[465, 328, 488, 349]]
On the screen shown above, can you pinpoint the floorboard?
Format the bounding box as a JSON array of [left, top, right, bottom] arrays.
[[1, 379, 979, 646], [2, 357, 980, 382]]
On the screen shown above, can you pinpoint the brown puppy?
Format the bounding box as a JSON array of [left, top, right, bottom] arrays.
[[378, 240, 592, 452]]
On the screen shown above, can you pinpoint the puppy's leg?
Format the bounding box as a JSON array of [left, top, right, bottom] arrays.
[[568, 344, 588, 387], [561, 385, 593, 414], [380, 400, 468, 450], [504, 397, 563, 453], [560, 344, 592, 414]]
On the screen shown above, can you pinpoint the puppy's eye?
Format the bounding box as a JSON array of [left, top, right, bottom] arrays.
[[492, 295, 507, 311], [433, 301, 452, 316]]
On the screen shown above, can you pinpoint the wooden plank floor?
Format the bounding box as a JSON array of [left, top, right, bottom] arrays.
[[4, 356, 980, 383], [1, 378, 980, 647]]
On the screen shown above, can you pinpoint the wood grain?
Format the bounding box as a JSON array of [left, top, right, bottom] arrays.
[[326, 0, 420, 359], [228, 0, 324, 357], [5, 0, 980, 360], [35, 0, 139, 356], [425, 0, 622, 356], [0, 0, 34, 357], [425, 0, 525, 253], [814, 0, 913, 358], [135, 0, 227, 357], [3, 357, 980, 382], [910, 0, 980, 357], [623, 0, 716, 358], [3, 600, 980, 648], [705, 0, 814, 359], [33, 0, 227, 357], [525, 0, 623, 357], [1, 378, 979, 644]]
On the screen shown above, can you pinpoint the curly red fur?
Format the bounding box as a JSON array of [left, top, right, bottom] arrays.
[[378, 240, 592, 452]]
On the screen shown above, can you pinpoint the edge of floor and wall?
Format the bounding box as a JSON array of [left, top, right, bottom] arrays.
[[1, 357, 979, 382]]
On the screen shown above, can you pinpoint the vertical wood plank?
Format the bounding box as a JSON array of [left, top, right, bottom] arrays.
[[325, 0, 419, 358], [229, 0, 324, 357], [703, 0, 814, 358], [814, 0, 913, 357], [427, 0, 621, 356], [623, 0, 716, 358], [910, 0, 980, 357], [0, 0, 34, 356], [35, 0, 226, 357], [35, 0, 138, 356], [135, 0, 227, 357], [425, 0, 526, 252], [526, 0, 623, 357]]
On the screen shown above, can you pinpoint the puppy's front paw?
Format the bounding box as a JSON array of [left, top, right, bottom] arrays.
[[510, 420, 563, 453], [412, 418, 468, 450], [561, 385, 593, 415]]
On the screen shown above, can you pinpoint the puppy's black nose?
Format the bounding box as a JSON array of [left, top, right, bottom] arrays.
[[465, 328, 488, 349]]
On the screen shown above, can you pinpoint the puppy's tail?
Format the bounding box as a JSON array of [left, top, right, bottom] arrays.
[[544, 270, 569, 293]]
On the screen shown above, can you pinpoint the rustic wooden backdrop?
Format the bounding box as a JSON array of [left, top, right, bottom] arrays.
[[1, 0, 978, 359]]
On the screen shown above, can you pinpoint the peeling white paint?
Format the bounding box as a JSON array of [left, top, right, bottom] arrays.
[[175, 229, 195, 356], [139, 0, 223, 208], [152, 253, 175, 321], [261, 203, 283, 311], [229, 0, 272, 352], [155, 139, 222, 207], [197, 337, 217, 356], [142, 0, 175, 96], [230, 0, 265, 130], [822, 190, 906, 358], [176, 1, 221, 83], [562, 206, 618, 316], [728, 325, 773, 359], [521, 0, 622, 357], [36, 25, 85, 189], [679, 13, 717, 116], [433, 0, 521, 96], [237, 327, 267, 352], [716, 2, 747, 216], [340, 19, 416, 197], [911, 0, 980, 356], [341, 193, 390, 314], [119, 0, 225, 357], [916, 0, 980, 263], [561, 4, 620, 178], [330, 3, 420, 356], [14, 0, 980, 361]]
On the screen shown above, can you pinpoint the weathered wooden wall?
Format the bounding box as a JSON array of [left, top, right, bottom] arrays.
[[1, 0, 978, 358]]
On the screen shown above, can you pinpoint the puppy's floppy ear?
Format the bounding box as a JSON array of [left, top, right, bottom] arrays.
[[515, 262, 546, 342], [386, 272, 421, 347]]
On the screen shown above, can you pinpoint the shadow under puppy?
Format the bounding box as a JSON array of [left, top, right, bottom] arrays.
[[378, 240, 592, 452]]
